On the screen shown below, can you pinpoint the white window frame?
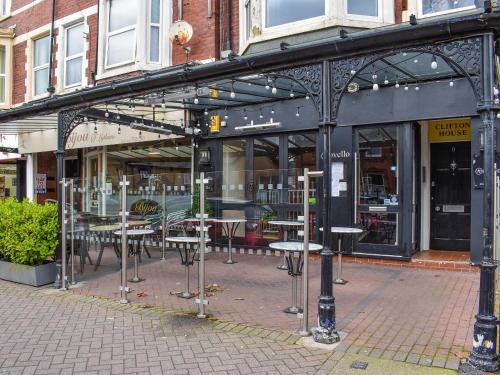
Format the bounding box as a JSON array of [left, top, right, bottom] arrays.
[[32, 35, 50, 98], [0, 0, 11, 17], [417, 0, 476, 18], [63, 22, 85, 88], [148, 0, 162, 64], [261, 0, 327, 32], [345, 0, 383, 22], [105, 0, 137, 69]]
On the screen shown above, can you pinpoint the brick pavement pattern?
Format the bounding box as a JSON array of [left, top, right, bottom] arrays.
[[0, 279, 339, 375], [69, 248, 478, 371]]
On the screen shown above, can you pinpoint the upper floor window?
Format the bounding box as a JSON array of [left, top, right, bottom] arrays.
[[419, 0, 476, 16], [64, 23, 85, 87], [265, 0, 325, 28], [149, 0, 161, 63], [0, 46, 5, 103], [106, 0, 137, 67], [347, 0, 379, 18], [0, 0, 10, 16], [33, 35, 50, 97]]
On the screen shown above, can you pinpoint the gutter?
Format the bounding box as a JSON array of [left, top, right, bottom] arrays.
[[1, 12, 500, 123]]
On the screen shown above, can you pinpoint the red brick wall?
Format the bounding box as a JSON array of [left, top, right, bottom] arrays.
[[12, 41, 26, 104], [86, 13, 98, 86], [36, 152, 57, 204]]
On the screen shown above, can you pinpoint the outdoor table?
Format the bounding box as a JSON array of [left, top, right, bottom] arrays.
[[269, 241, 322, 314], [90, 224, 121, 271], [268, 220, 304, 270], [210, 219, 247, 264], [164, 236, 212, 299], [331, 227, 363, 285], [114, 229, 154, 283], [127, 220, 151, 228]]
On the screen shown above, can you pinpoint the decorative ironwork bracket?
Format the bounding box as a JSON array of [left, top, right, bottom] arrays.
[[57, 109, 85, 151]]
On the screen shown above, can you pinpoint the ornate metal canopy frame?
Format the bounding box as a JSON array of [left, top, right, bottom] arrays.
[[330, 36, 483, 121]]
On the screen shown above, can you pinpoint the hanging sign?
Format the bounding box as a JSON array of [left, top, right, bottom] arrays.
[[35, 174, 47, 194], [210, 115, 221, 133], [428, 118, 471, 142]]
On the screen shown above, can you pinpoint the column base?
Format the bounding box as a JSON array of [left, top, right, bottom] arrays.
[[53, 262, 62, 289], [311, 326, 340, 345], [459, 361, 498, 374]]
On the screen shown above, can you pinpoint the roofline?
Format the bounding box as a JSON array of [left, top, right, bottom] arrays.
[[1, 11, 499, 123]]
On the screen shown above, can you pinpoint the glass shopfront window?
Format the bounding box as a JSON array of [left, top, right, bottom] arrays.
[[356, 125, 400, 247], [222, 139, 246, 201]]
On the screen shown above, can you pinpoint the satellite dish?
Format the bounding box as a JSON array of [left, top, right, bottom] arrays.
[[169, 20, 193, 46]]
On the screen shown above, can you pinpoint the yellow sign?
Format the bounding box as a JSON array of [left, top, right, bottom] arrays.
[[210, 115, 221, 133], [428, 118, 471, 142]]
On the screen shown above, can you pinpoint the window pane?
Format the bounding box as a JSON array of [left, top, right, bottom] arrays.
[[107, 29, 135, 66], [347, 0, 378, 17], [149, 26, 159, 62], [34, 36, 50, 68], [0, 46, 5, 74], [266, 0, 324, 27], [0, 76, 5, 102], [358, 126, 399, 205], [422, 0, 476, 15], [358, 213, 397, 245], [34, 67, 49, 96], [109, 0, 137, 32], [150, 0, 160, 23], [66, 23, 84, 56], [65, 56, 82, 86], [223, 139, 246, 201]]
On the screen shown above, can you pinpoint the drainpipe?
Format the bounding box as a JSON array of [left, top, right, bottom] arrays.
[[226, 0, 231, 51], [91, 0, 100, 86], [47, 0, 56, 94], [178, 0, 183, 20]]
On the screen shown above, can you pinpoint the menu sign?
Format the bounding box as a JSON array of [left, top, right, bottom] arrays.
[[35, 174, 47, 194]]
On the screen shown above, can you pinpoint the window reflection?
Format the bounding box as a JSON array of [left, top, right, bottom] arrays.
[[358, 213, 397, 245], [222, 139, 246, 201], [422, 0, 475, 15], [358, 126, 398, 205]]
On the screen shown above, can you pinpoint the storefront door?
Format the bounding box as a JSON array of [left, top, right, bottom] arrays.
[[430, 142, 471, 250]]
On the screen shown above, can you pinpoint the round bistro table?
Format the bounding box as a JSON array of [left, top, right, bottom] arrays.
[[114, 229, 154, 283], [269, 241, 322, 314], [330, 227, 363, 284], [210, 219, 247, 264], [268, 220, 304, 270], [164, 236, 212, 299]]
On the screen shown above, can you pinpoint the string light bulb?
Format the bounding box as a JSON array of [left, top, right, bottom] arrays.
[[271, 108, 275, 115], [243, 109, 248, 121], [449, 78, 454, 87], [305, 93, 310, 100], [259, 109, 263, 119], [230, 81, 236, 98], [290, 86, 295, 98], [204, 108, 208, 116], [194, 95, 199, 105], [395, 82, 400, 88], [224, 108, 229, 120], [296, 107, 300, 117], [161, 97, 166, 109], [372, 83, 379, 91], [272, 84, 277, 95], [431, 55, 438, 70]]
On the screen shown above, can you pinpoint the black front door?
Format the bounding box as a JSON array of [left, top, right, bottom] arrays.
[[430, 142, 471, 250]]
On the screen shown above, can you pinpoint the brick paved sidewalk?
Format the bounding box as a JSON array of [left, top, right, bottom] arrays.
[[0, 280, 460, 375], [66, 247, 478, 371]]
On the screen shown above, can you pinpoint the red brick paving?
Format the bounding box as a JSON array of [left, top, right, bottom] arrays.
[[70, 246, 478, 368]]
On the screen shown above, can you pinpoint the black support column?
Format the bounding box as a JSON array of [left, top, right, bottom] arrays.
[[465, 33, 500, 372], [312, 60, 340, 344], [53, 112, 66, 289]]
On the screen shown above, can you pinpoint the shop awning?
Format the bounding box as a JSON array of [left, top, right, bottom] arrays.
[[0, 113, 58, 135]]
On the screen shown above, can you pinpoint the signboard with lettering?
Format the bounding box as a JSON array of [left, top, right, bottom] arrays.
[[130, 199, 161, 217], [35, 174, 47, 194], [428, 118, 471, 142]]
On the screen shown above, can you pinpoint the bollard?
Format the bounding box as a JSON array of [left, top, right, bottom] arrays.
[[119, 176, 129, 304], [60, 178, 67, 291]]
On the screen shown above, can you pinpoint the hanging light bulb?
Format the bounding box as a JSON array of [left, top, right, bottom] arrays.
[[413, 59, 418, 63], [224, 108, 229, 120], [402, 52, 407, 56], [104, 106, 109, 118], [372, 82, 379, 91], [289, 86, 294, 98], [161, 97, 166, 109], [259, 109, 263, 119], [404, 83, 409, 91], [415, 85, 420, 91], [271, 108, 275, 115], [372, 74, 377, 80], [204, 108, 208, 116], [497, 112, 500, 119], [395, 82, 400, 88], [116, 114, 121, 120], [243, 109, 248, 120], [83, 116, 88, 123], [449, 78, 454, 87], [230, 81, 236, 98], [194, 95, 199, 105], [272, 85, 277, 95], [296, 107, 300, 117], [176, 144, 179, 150], [384, 76, 389, 85], [495, 87, 500, 96], [431, 55, 438, 70], [350, 70, 356, 75], [305, 93, 310, 100]]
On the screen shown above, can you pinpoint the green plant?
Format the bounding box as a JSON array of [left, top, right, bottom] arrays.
[[191, 183, 213, 218], [0, 198, 59, 265]]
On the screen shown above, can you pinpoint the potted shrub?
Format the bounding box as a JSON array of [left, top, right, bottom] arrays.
[[0, 198, 58, 286]]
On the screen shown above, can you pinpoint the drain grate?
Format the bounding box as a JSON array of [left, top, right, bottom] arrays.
[[350, 360, 369, 370]]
